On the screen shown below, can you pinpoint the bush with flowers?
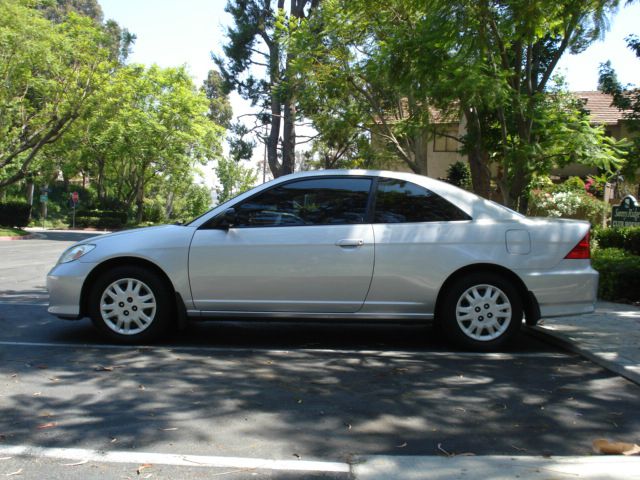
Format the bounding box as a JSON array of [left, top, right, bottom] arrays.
[[528, 176, 608, 226]]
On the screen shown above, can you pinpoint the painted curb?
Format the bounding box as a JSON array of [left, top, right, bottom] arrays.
[[0, 234, 36, 241], [525, 326, 640, 386]]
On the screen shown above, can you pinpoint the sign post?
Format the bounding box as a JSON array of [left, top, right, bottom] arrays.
[[40, 193, 48, 230], [71, 192, 79, 229]]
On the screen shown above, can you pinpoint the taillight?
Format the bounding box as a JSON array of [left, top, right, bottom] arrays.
[[565, 232, 590, 259]]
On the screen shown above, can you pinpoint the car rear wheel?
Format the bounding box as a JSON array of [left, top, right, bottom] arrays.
[[439, 272, 522, 351], [88, 266, 172, 343]]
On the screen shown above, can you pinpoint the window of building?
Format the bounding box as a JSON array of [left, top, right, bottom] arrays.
[[433, 126, 460, 152]]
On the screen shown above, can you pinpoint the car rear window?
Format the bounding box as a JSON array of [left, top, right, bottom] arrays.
[[374, 178, 471, 223]]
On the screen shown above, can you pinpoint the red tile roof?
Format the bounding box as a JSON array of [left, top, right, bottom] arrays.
[[573, 91, 630, 125]]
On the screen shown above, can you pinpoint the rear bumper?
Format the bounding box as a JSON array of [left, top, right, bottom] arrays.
[[518, 260, 598, 318], [47, 261, 96, 319]]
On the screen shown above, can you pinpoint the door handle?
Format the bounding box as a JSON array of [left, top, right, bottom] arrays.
[[335, 238, 364, 247]]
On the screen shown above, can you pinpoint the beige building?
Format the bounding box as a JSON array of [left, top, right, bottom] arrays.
[[377, 91, 634, 181]]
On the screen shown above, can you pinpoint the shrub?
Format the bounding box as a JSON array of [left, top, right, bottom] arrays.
[[142, 198, 166, 224], [558, 176, 586, 192], [0, 201, 31, 228], [592, 248, 640, 302], [593, 226, 640, 256], [74, 209, 127, 229], [528, 184, 608, 226], [446, 161, 472, 190]]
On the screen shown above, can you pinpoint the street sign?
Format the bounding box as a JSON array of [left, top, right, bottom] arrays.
[[39, 194, 48, 203], [72, 191, 79, 204], [612, 195, 640, 227]]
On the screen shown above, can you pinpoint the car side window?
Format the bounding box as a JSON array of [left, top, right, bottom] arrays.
[[374, 178, 471, 223], [231, 177, 372, 227]]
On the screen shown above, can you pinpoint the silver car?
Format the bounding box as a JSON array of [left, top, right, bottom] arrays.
[[47, 170, 598, 350]]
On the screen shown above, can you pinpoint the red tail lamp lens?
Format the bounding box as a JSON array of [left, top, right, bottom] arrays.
[[565, 232, 590, 259]]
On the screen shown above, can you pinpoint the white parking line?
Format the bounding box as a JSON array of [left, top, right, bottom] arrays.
[[0, 302, 48, 306], [0, 445, 350, 474], [0, 340, 569, 358]]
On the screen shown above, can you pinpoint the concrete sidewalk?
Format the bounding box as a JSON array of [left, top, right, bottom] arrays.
[[529, 301, 640, 386], [353, 455, 640, 479]]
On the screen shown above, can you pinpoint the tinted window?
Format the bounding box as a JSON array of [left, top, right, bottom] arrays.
[[374, 178, 471, 223], [232, 177, 372, 227]]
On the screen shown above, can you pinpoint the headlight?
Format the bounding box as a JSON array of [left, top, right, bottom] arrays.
[[58, 244, 96, 264]]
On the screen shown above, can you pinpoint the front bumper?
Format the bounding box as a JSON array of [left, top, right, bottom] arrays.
[[47, 261, 96, 319], [518, 260, 599, 318]]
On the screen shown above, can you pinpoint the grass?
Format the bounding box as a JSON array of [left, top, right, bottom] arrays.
[[0, 227, 29, 237]]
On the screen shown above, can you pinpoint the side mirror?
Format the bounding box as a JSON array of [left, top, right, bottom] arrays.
[[217, 208, 237, 230]]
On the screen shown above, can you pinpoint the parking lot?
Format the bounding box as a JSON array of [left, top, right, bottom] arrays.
[[1, 231, 639, 479]]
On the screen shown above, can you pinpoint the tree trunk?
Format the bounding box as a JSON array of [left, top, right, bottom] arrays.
[[165, 190, 174, 219], [282, 98, 296, 175], [135, 175, 145, 224], [463, 108, 491, 199], [96, 155, 106, 202]]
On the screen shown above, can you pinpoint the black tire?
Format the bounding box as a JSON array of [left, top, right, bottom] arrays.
[[88, 265, 173, 344], [437, 272, 522, 351]]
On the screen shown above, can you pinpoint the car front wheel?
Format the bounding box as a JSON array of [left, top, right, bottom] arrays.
[[439, 272, 522, 351], [88, 266, 172, 343]]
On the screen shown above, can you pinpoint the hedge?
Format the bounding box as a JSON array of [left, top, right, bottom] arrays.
[[591, 248, 640, 302], [74, 209, 127, 229], [592, 226, 640, 256], [0, 202, 31, 228]]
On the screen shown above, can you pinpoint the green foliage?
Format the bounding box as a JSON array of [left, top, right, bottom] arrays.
[[593, 227, 640, 256], [214, 157, 257, 205], [290, 0, 435, 174], [0, 202, 31, 228], [599, 34, 640, 180], [446, 162, 472, 190], [0, 0, 114, 188], [560, 176, 587, 192], [55, 63, 224, 223], [74, 209, 127, 229], [142, 198, 167, 224], [592, 248, 640, 302], [172, 184, 212, 222], [528, 179, 608, 226], [0, 227, 28, 237], [202, 70, 233, 128]]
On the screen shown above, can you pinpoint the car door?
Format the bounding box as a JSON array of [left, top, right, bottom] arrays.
[[188, 176, 375, 313], [362, 177, 472, 315]]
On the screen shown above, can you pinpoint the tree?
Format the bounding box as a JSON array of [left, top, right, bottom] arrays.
[[291, 2, 437, 175], [391, 0, 623, 210], [599, 34, 640, 178], [294, 0, 626, 211], [55, 64, 225, 222], [214, 157, 258, 204], [215, 0, 320, 178], [202, 70, 233, 128], [0, 1, 113, 190], [38, 0, 136, 63]]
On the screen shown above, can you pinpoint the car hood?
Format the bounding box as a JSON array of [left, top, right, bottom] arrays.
[[76, 225, 188, 246]]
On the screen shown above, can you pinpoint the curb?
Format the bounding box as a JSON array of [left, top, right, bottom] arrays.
[[352, 454, 640, 480], [0, 234, 37, 241], [525, 326, 640, 386]]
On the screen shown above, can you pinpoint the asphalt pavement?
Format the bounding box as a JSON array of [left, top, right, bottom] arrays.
[[0, 230, 639, 479]]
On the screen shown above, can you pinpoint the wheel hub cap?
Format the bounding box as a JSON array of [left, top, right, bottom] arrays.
[[455, 284, 512, 341], [100, 278, 156, 335]]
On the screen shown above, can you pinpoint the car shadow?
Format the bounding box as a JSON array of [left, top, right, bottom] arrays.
[[45, 316, 556, 354]]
